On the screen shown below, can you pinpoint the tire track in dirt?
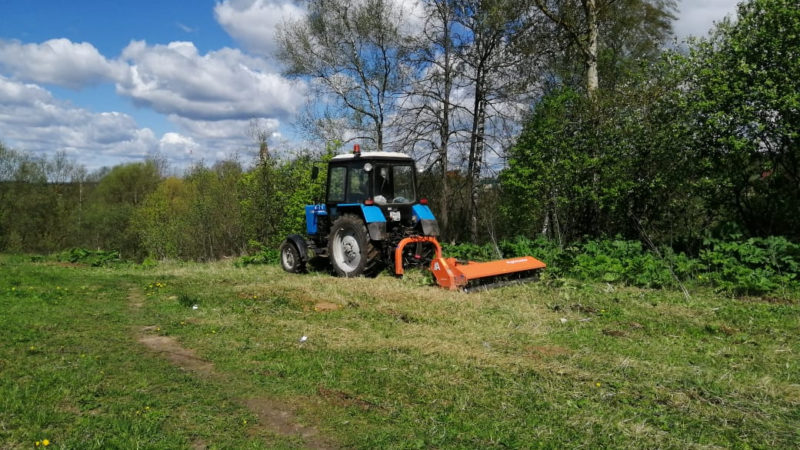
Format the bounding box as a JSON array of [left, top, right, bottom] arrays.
[[129, 287, 333, 449]]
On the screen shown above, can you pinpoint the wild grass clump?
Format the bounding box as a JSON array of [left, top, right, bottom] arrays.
[[177, 293, 198, 308]]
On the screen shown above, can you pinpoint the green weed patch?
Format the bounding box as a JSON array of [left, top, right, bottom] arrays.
[[448, 236, 800, 297]]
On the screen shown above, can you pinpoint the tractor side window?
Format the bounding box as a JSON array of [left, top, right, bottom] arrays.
[[346, 166, 369, 203], [328, 166, 346, 202], [392, 165, 415, 203]]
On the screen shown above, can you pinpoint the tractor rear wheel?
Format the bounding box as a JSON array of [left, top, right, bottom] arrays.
[[328, 214, 376, 277], [279, 240, 304, 273]]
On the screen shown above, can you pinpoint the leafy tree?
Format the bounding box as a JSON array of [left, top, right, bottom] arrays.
[[686, 0, 800, 238], [132, 177, 192, 259], [501, 52, 706, 246], [83, 161, 161, 258], [535, 0, 676, 95]]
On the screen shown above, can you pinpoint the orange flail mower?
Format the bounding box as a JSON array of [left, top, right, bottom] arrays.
[[394, 236, 546, 291]]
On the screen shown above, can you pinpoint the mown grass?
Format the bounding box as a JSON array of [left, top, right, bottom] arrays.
[[1, 254, 799, 448]]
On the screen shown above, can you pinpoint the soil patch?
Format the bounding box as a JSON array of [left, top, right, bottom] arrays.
[[525, 345, 570, 358], [317, 386, 379, 411], [138, 333, 216, 376], [128, 286, 145, 309], [313, 302, 340, 312], [244, 397, 332, 449]]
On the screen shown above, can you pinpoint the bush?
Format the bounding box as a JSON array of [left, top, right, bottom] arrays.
[[698, 236, 800, 295], [235, 241, 280, 267], [56, 248, 122, 267], [439, 235, 800, 296]]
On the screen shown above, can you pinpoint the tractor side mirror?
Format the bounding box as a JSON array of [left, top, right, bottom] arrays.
[[311, 166, 319, 180]]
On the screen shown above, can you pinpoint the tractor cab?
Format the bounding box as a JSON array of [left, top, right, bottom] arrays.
[[326, 151, 416, 207]]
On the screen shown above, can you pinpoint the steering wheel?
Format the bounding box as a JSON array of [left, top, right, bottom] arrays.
[[392, 196, 409, 203]]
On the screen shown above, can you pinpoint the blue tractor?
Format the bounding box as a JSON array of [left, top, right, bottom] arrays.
[[279, 146, 545, 290]]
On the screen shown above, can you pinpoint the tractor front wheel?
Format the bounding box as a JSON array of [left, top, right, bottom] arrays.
[[328, 214, 376, 277], [279, 240, 304, 273]]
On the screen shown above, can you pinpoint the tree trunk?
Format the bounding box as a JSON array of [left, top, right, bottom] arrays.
[[468, 77, 486, 242], [585, 0, 599, 96], [438, 9, 453, 240]]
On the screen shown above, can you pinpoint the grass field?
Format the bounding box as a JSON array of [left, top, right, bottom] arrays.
[[1, 254, 799, 448]]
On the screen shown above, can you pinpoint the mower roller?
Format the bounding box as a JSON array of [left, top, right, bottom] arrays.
[[279, 146, 546, 290]]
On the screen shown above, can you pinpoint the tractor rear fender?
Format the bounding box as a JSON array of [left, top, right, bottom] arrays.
[[412, 204, 439, 237], [285, 234, 310, 262], [335, 204, 386, 240]]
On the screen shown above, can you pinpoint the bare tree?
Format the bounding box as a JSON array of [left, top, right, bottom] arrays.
[[277, 0, 409, 151], [455, 0, 548, 241], [395, 0, 469, 238]]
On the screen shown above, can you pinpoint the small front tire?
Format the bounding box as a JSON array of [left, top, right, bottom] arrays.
[[279, 240, 304, 273]]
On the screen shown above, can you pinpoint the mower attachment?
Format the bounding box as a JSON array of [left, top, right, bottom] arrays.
[[394, 236, 546, 291]]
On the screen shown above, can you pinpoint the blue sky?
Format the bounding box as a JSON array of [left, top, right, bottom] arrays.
[[0, 0, 739, 172]]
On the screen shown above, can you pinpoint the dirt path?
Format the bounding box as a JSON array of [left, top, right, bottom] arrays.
[[129, 288, 333, 449]]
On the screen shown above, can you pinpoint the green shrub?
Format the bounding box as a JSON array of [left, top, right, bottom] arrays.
[[440, 242, 497, 262], [698, 236, 800, 295], [235, 241, 279, 267], [56, 248, 122, 267]]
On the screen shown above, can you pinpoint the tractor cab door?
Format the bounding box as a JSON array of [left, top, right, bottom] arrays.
[[326, 162, 372, 205]]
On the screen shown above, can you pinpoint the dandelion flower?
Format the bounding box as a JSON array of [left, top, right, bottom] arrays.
[[35, 441, 40, 447], [43, 439, 50, 446], [595, 382, 601, 387]]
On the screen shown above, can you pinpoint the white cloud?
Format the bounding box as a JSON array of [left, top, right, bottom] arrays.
[[214, 0, 305, 57], [674, 0, 739, 39], [169, 115, 278, 140], [116, 40, 305, 121], [0, 75, 171, 170], [215, 0, 425, 56], [0, 38, 126, 89]]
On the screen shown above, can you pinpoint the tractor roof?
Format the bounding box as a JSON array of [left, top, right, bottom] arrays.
[[331, 151, 413, 161]]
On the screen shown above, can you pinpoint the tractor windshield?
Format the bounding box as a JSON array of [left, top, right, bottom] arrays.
[[374, 164, 415, 204], [326, 160, 416, 205]]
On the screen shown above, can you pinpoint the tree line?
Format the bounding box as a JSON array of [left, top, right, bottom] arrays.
[[1, 0, 798, 260], [0, 143, 327, 260]]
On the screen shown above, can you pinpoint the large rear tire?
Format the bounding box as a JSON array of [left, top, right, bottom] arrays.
[[279, 240, 304, 273], [328, 214, 376, 277]]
